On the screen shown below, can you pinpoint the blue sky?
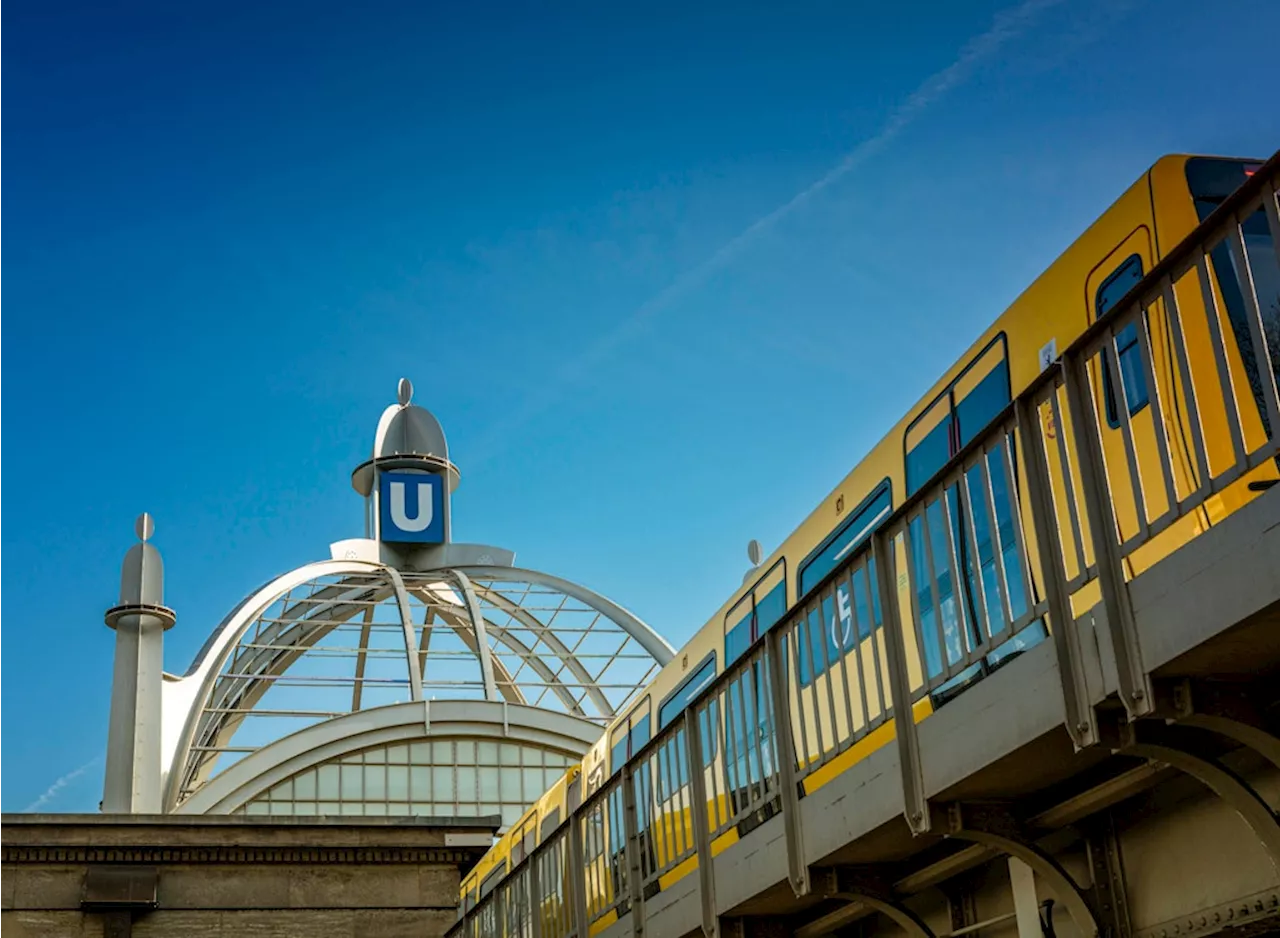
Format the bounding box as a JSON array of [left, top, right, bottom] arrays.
[[3, 0, 1277, 812]]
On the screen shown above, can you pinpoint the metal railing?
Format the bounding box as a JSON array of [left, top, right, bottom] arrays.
[[449, 151, 1280, 938]]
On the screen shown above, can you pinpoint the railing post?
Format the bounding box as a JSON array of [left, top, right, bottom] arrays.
[[622, 766, 647, 937], [567, 813, 589, 938], [684, 706, 719, 938], [1062, 349, 1154, 719], [873, 528, 931, 835], [1016, 391, 1099, 749], [764, 625, 810, 897]]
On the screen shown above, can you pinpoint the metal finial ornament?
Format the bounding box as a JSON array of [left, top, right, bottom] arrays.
[[747, 539, 763, 567], [135, 512, 155, 542], [397, 378, 414, 407]]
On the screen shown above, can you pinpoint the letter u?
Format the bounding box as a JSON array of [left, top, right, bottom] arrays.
[[389, 481, 433, 532]]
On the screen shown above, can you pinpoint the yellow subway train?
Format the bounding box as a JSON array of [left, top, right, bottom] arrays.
[[459, 151, 1279, 929]]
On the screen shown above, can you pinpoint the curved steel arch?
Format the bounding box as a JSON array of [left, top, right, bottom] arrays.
[[383, 566, 425, 701], [164, 560, 672, 812], [164, 559, 389, 808], [445, 569, 500, 701], [179, 576, 405, 797]]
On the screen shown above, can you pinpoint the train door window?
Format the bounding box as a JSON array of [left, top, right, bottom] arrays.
[[796, 480, 891, 687], [954, 343, 1011, 448], [609, 698, 651, 776], [906, 396, 954, 495], [724, 559, 787, 666], [480, 865, 505, 899], [725, 598, 754, 665], [540, 807, 561, 840], [905, 336, 1010, 497], [1096, 254, 1150, 428]]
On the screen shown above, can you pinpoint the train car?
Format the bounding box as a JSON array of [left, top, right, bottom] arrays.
[[460, 152, 1279, 931], [459, 765, 584, 921]]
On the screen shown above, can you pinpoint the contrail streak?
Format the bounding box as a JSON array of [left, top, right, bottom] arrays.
[[468, 0, 1066, 464], [24, 757, 100, 812]]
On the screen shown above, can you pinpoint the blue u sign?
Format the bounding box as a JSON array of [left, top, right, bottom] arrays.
[[379, 471, 444, 544]]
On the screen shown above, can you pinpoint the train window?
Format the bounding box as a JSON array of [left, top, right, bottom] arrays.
[[793, 482, 891, 687], [724, 558, 787, 665], [658, 653, 716, 729], [1096, 254, 1150, 428], [905, 335, 1010, 495], [798, 482, 892, 597]]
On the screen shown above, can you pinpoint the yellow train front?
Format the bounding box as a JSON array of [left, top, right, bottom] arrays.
[[456, 151, 1280, 937]]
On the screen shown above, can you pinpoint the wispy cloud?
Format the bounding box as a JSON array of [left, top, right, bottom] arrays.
[[24, 757, 100, 812], [467, 0, 1067, 465]]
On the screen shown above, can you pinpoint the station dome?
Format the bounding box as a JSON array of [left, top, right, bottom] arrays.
[[103, 380, 675, 828]]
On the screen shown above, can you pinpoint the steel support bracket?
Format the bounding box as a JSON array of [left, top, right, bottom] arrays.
[[1111, 718, 1280, 875], [1062, 351, 1153, 720], [874, 530, 931, 835], [1016, 392, 1099, 750], [935, 802, 1103, 938], [1152, 678, 1280, 771], [811, 866, 937, 938], [765, 626, 810, 898]]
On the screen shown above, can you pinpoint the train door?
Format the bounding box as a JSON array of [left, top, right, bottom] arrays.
[[792, 486, 892, 769], [723, 562, 785, 816], [902, 336, 1041, 702], [607, 700, 650, 899], [1185, 158, 1280, 511], [1082, 227, 1202, 576]]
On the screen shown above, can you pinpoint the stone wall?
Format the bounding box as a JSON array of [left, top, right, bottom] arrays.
[[1, 813, 499, 938]]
